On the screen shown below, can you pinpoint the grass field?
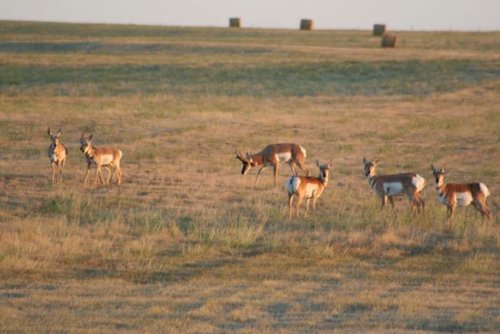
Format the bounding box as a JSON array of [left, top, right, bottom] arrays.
[[0, 21, 499, 332]]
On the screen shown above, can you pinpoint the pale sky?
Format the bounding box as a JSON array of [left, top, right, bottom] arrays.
[[1, 0, 499, 31]]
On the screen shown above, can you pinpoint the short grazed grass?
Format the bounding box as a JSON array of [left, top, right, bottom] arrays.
[[0, 21, 499, 333], [2, 59, 498, 97]]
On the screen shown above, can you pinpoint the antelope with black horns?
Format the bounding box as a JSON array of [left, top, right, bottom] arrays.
[[235, 143, 309, 188]]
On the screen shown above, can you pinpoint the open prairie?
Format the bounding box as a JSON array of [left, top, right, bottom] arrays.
[[0, 21, 499, 332]]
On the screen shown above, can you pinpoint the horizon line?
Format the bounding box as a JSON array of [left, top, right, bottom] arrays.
[[1, 18, 499, 33]]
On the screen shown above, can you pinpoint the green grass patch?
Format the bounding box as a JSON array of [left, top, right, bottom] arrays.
[[1, 59, 498, 97]]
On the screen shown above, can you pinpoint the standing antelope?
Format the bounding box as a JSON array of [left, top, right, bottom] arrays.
[[363, 158, 425, 212], [47, 128, 68, 184], [235, 143, 309, 187], [286, 160, 332, 219], [80, 134, 123, 186], [431, 164, 491, 225]]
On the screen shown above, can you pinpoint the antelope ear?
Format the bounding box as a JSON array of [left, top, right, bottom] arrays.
[[362, 157, 366, 164], [47, 128, 51, 136], [88, 134, 93, 141], [374, 159, 379, 165], [316, 160, 320, 167], [57, 129, 62, 136]]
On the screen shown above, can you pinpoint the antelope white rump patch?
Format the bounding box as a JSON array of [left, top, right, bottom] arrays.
[[479, 183, 490, 197], [412, 175, 425, 192], [286, 176, 300, 194], [383, 182, 403, 196], [299, 145, 306, 158]]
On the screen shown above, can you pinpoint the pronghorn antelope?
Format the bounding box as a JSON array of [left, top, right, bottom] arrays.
[[285, 160, 332, 219], [431, 164, 491, 225], [235, 143, 309, 187], [47, 128, 68, 183], [80, 134, 123, 186], [363, 158, 425, 211]]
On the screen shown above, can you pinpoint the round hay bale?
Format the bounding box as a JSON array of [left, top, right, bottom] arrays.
[[373, 24, 386, 36], [300, 19, 314, 31], [229, 17, 241, 28], [381, 33, 397, 48]]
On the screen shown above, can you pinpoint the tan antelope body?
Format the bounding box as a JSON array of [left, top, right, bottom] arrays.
[[80, 134, 123, 185], [235, 143, 309, 187], [431, 164, 491, 225], [363, 158, 425, 211], [47, 128, 68, 183], [285, 161, 331, 219]]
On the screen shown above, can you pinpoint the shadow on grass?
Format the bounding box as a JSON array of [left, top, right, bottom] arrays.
[[76, 257, 241, 284], [407, 316, 490, 332]]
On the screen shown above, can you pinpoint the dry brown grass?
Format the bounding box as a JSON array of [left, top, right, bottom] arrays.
[[0, 21, 499, 332]]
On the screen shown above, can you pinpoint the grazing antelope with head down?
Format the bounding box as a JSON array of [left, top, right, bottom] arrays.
[[80, 134, 123, 186], [363, 158, 425, 212], [286, 160, 332, 219], [47, 128, 68, 183], [431, 164, 491, 225], [235, 143, 309, 187]]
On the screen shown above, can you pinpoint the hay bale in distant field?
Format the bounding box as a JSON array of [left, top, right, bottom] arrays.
[[381, 33, 397, 48], [300, 19, 314, 31], [373, 24, 386, 36], [229, 17, 241, 28]]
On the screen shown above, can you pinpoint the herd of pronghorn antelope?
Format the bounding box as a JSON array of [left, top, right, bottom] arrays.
[[234, 143, 492, 225], [46, 129, 492, 225]]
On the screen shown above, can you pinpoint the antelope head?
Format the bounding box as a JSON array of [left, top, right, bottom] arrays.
[[431, 163, 446, 185], [316, 160, 332, 181], [235, 150, 256, 175], [363, 157, 378, 178], [48, 128, 62, 147], [80, 133, 93, 153]]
